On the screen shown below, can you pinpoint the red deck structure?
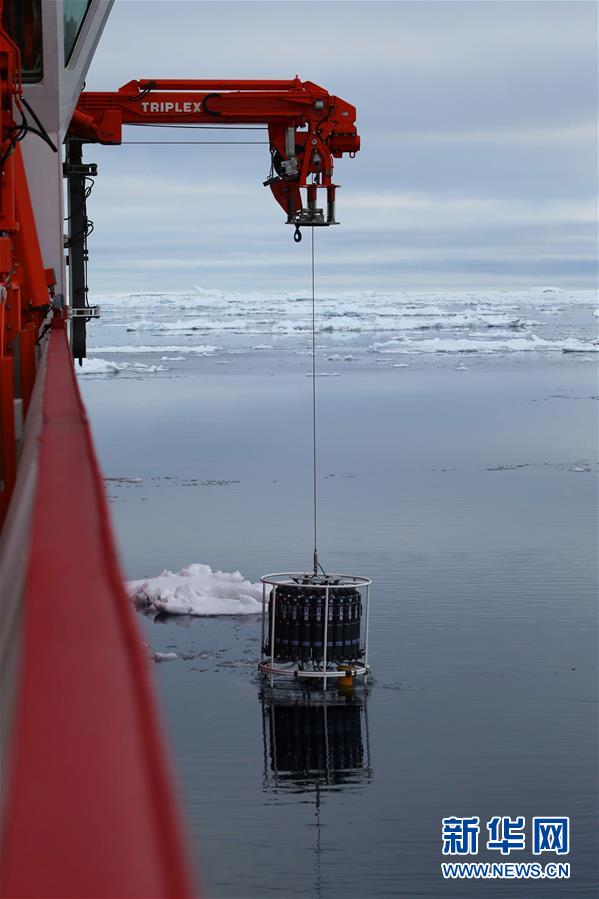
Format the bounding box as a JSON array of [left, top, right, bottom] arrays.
[[0, 12, 195, 896], [1, 317, 195, 898]]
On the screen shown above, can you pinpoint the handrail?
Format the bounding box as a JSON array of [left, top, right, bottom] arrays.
[[0, 318, 196, 898]]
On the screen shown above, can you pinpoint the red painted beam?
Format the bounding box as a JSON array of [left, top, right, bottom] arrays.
[[12, 145, 51, 309], [0, 356, 16, 526], [1, 319, 196, 899]]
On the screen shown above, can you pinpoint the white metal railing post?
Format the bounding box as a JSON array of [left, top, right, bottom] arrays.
[[322, 585, 329, 689], [260, 581, 266, 668], [323, 697, 331, 783], [269, 585, 277, 677], [363, 583, 370, 672]]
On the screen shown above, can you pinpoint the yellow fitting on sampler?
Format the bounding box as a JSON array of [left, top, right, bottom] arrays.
[[338, 666, 354, 688]]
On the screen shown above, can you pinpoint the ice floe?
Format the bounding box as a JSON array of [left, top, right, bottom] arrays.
[[77, 358, 167, 375], [561, 339, 599, 353], [78, 359, 129, 374], [88, 344, 218, 355], [128, 563, 262, 616], [372, 335, 599, 355], [105, 476, 143, 484]]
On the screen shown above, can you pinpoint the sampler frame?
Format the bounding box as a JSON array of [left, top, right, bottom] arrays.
[[258, 572, 372, 684]]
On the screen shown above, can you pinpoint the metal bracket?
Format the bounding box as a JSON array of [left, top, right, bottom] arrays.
[[67, 305, 101, 319], [287, 207, 338, 227], [62, 161, 98, 178]]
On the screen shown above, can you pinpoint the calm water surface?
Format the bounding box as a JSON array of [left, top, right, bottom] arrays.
[[80, 354, 598, 898]]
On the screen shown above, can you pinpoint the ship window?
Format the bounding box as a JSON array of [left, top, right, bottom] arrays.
[[2, 0, 43, 83], [64, 0, 92, 65]]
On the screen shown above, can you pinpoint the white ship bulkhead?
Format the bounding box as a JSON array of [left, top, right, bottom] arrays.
[[21, 0, 113, 299]]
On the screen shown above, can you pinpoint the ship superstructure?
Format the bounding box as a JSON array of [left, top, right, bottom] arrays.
[[0, 3, 194, 895]]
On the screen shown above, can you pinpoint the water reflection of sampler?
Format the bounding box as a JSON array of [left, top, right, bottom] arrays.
[[260, 687, 373, 898], [260, 687, 373, 791]]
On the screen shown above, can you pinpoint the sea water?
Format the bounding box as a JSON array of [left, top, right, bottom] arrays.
[[78, 288, 598, 898]]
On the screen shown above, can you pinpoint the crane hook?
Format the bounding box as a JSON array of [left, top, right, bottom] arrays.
[[293, 225, 302, 243]]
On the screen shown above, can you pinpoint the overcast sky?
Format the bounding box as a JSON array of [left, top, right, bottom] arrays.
[[84, 1, 597, 294]]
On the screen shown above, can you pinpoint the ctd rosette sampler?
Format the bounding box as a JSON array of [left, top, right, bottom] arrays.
[[259, 572, 371, 684]]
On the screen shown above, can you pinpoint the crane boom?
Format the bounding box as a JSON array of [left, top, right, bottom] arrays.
[[70, 77, 360, 228], [65, 76, 360, 360]]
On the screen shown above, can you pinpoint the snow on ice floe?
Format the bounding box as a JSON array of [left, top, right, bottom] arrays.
[[77, 358, 167, 375], [127, 564, 262, 616], [328, 353, 355, 361], [125, 317, 219, 332], [561, 339, 599, 353], [372, 335, 599, 355], [88, 344, 218, 355]]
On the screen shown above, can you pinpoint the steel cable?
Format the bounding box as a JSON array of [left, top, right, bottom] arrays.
[[311, 227, 318, 576]]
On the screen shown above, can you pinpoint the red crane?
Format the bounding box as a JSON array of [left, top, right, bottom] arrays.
[[70, 76, 360, 236]]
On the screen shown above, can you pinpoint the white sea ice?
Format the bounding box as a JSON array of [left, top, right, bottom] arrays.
[[89, 344, 218, 355], [105, 476, 143, 484], [561, 339, 599, 353], [91, 288, 597, 365], [373, 335, 599, 355], [153, 652, 178, 662], [128, 563, 263, 616], [77, 359, 167, 375], [78, 358, 128, 374]]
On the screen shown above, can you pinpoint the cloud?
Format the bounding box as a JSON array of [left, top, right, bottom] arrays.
[[83, 1, 598, 292]]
